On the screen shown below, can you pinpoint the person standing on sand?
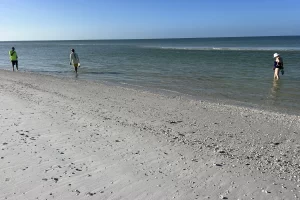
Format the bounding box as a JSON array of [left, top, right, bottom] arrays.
[[9, 47, 18, 71], [273, 53, 284, 80], [70, 48, 80, 74]]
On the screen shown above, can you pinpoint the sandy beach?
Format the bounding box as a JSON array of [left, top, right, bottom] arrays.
[[0, 69, 299, 200]]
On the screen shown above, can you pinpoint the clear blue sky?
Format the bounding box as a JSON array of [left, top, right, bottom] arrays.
[[0, 0, 299, 41]]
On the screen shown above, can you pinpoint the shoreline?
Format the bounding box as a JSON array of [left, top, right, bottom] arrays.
[[0, 69, 299, 199], [8, 68, 299, 116]]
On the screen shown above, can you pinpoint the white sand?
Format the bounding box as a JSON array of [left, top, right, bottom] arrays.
[[0, 70, 299, 200]]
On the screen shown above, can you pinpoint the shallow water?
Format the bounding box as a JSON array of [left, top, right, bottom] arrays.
[[1, 36, 300, 115]]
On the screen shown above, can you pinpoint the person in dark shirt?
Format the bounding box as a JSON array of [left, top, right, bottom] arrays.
[[273, 53, 284, 80]]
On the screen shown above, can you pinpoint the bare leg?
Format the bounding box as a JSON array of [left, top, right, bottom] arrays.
[[274, 68, 280, 80]]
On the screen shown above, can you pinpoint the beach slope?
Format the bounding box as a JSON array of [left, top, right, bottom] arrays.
[[0, 70, 299, 200]]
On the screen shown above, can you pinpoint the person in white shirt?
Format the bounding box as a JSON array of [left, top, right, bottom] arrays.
[[70, 48, 80, 74]]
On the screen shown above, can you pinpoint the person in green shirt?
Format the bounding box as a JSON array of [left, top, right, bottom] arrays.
[[9, 47, 18, 71]]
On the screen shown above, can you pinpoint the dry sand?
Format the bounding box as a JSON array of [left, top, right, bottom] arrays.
[[0, 70, 299, 200]]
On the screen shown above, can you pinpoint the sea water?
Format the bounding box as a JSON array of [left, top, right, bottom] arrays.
[[0, 36, 300, 115]]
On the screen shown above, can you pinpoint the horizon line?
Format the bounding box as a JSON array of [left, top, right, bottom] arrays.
[[1, 35, 299, 42]]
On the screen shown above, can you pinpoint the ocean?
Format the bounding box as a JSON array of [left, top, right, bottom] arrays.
[[1, 36, 300, 115]]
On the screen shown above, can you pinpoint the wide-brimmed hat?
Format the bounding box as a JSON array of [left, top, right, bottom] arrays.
[[273, 53, 280, 58]]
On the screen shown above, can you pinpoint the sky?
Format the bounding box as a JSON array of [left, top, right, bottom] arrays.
[[0, 0, 299, 41]]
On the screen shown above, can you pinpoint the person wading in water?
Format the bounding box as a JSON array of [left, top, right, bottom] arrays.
[[273, 53, 284, 80], [70, 48, 80, 74], [9, 47, 18, 71]]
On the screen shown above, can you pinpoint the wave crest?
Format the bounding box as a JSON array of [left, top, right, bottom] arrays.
[[142, 46, 300, 51]]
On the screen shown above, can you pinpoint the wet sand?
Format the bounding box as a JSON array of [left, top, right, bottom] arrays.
[[0, 70, 299, 200]]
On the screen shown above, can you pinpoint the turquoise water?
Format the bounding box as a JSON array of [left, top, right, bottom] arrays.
[[0, 36, 300, 114]]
